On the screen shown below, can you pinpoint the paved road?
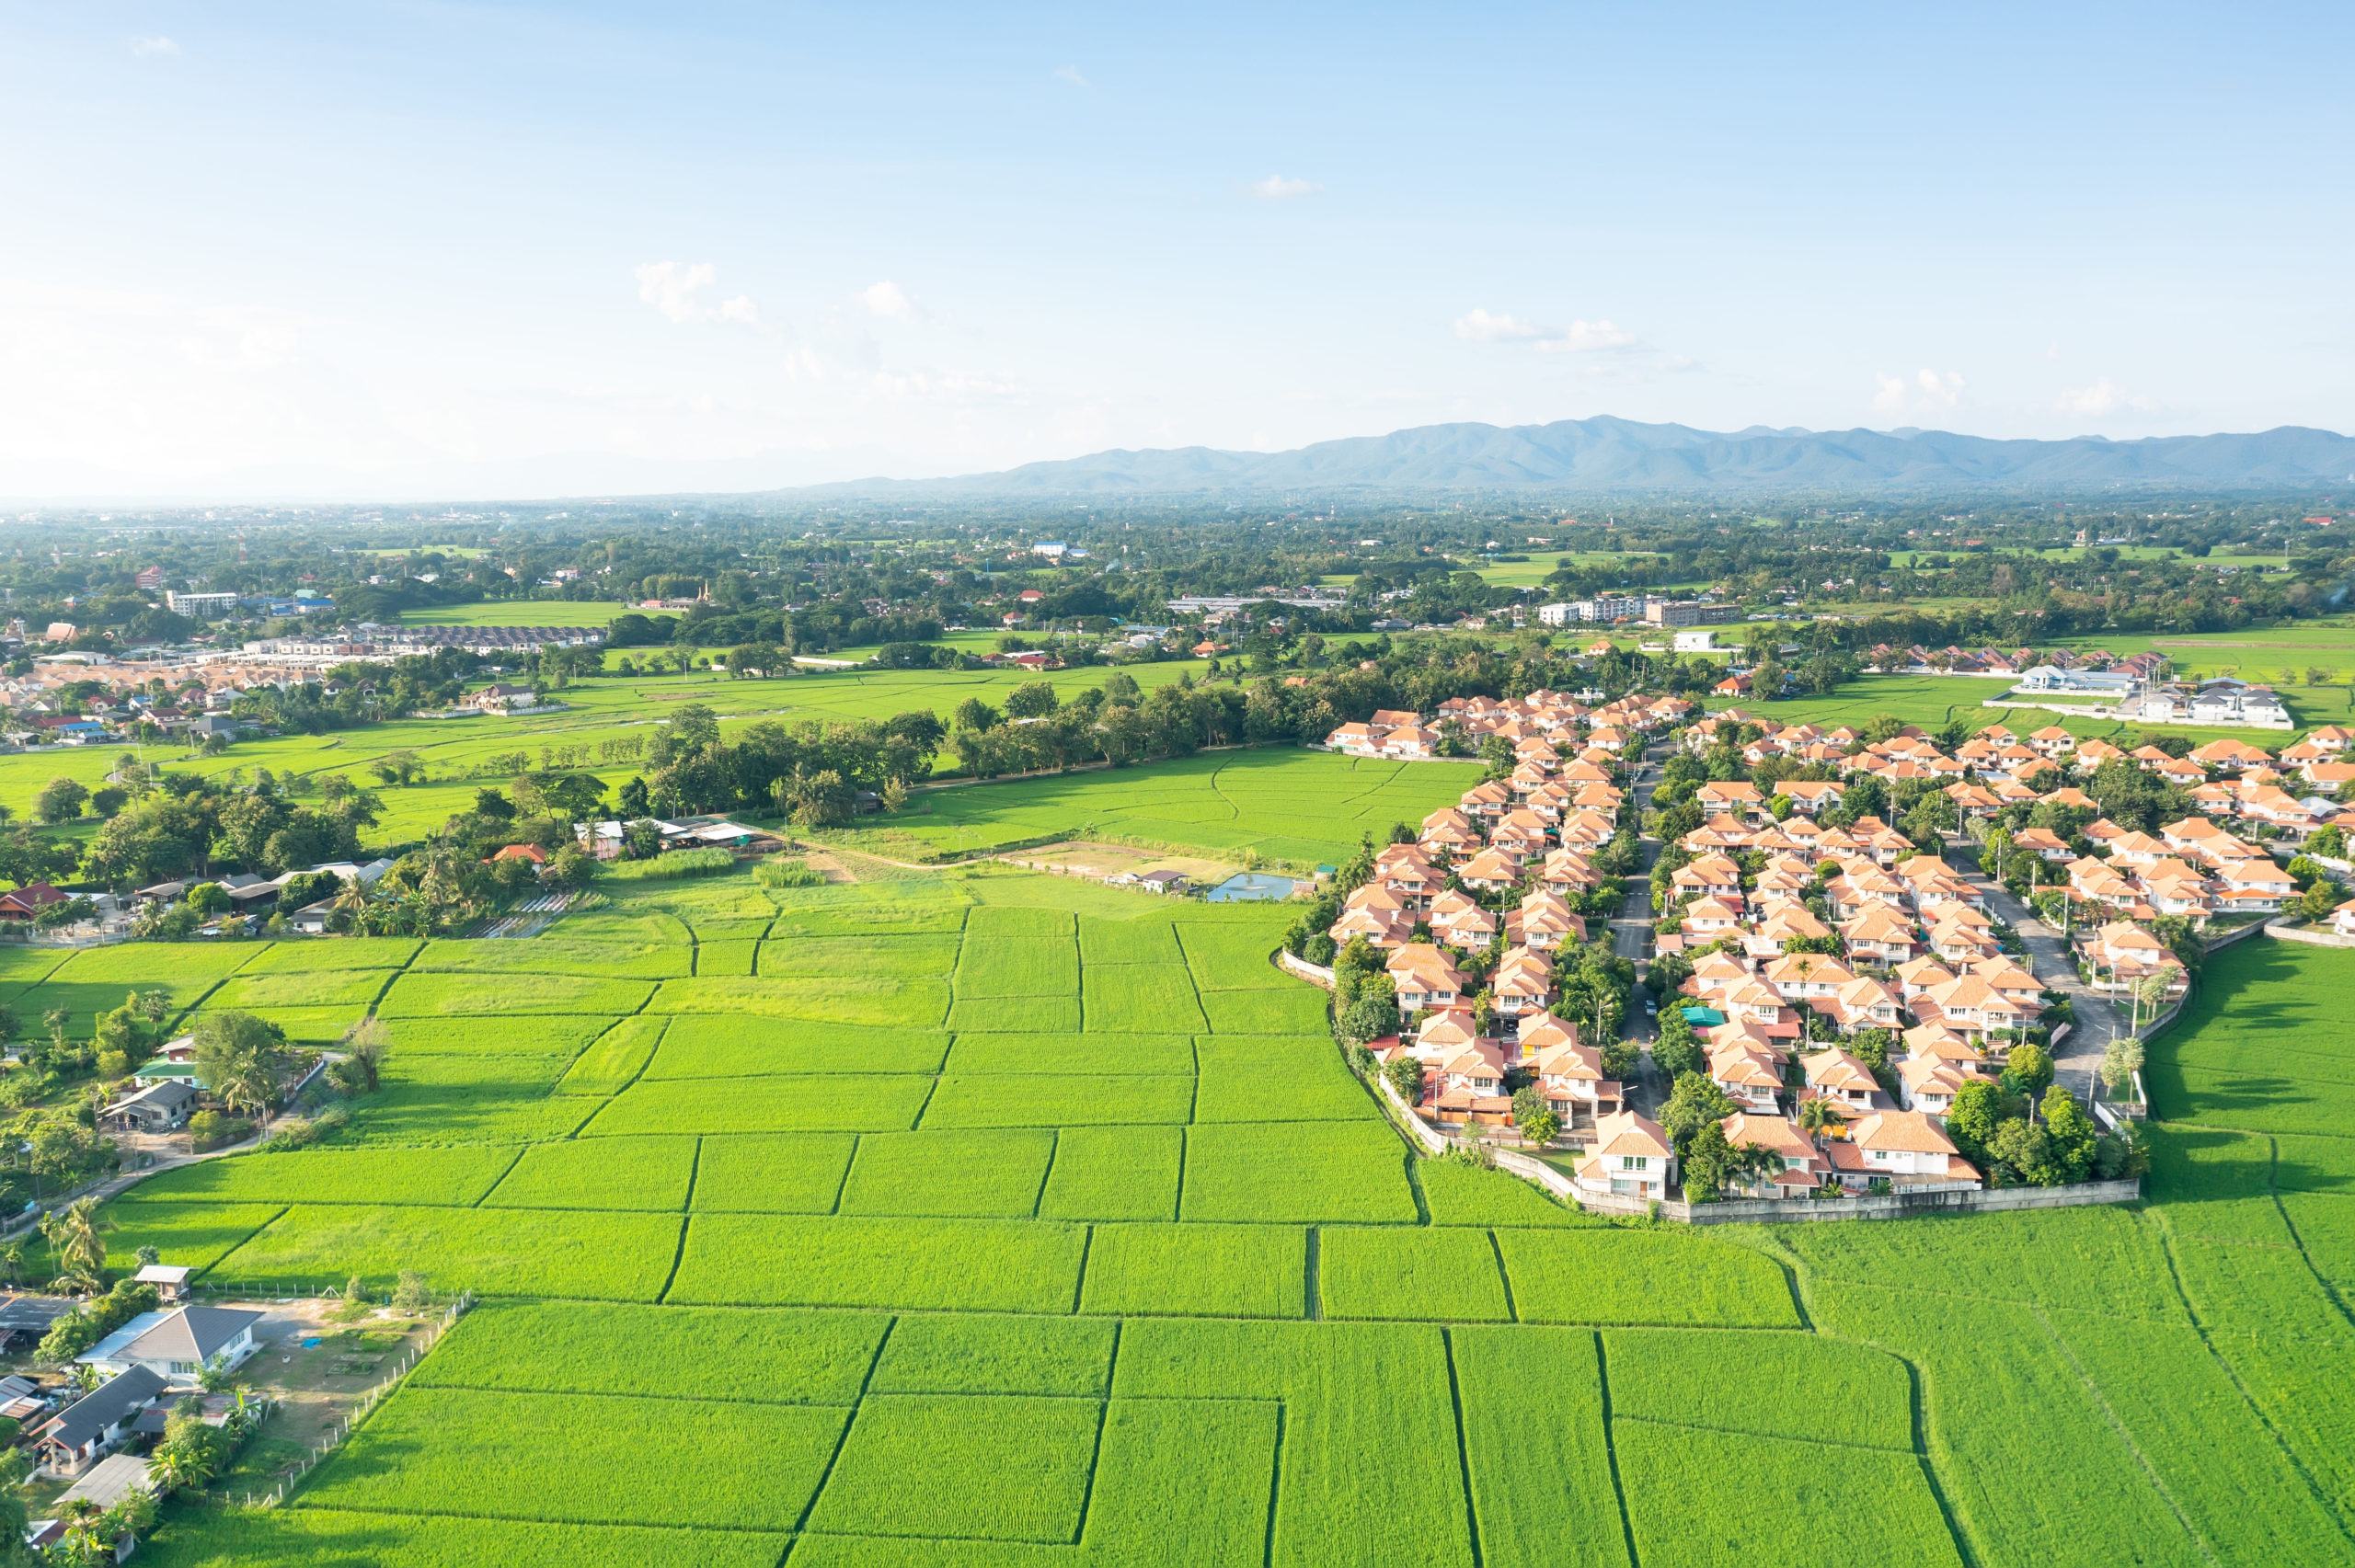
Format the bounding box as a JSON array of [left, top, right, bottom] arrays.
[[1947, 853, 2119, 1101], [1606, 744, 1668, 1112]]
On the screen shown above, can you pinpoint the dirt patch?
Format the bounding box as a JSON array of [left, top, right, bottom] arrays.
[[997, 841, 1239, 884], [797, 849, 856, 885]]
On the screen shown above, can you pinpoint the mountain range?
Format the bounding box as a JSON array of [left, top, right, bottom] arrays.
[[800, 418, 2355, 497]]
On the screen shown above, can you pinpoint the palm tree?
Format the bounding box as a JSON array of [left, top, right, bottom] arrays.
[[1798, 1095, 1847, 1141]]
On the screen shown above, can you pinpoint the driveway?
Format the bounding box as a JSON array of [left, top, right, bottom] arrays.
[[1608, 743, 1667, 1108]]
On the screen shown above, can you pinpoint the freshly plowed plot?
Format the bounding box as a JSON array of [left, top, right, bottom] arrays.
[[69, 828, 2355, 1568]]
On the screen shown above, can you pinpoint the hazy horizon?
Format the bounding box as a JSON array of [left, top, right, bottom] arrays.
[[4, 2, 2349, 501]]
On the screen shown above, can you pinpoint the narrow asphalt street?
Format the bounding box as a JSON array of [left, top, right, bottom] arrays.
[[1947, 851, 2119, 1101], [1608, 742, 1667, 1113]]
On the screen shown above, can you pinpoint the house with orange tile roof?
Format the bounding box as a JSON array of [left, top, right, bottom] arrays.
[[1385, 944, 1469, 1013], [1719, 1113, 1825, 1195], [1829, 1110, 1976, 1187], [1800, 1047, 1879, 1112], [1573, 1111, 1677, 1200]]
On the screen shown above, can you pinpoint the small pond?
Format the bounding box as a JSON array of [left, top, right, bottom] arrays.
[[1206, 872, 1301, 902]]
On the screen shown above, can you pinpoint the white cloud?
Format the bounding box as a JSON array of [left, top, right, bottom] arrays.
[[634, 261, 760, 327], [130, 35, 179, 56], [1456, 309, 1638, 353], [1250, 175, 1320, 200], [1534, 319, 1638, 354], [1454, 308, 1545, 342], [1873, 367, 1965, 415], [1054, 65, 1090, 88], [2054, 377, 2157, 417], [859, 280, 916, 320]]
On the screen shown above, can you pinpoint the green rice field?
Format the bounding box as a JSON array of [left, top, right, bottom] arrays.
[[18, 796, 2341, 1566]]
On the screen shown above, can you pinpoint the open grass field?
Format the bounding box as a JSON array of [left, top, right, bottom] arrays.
[[25, 814, 2342, 1567], [1706, 668, 2355, 745]]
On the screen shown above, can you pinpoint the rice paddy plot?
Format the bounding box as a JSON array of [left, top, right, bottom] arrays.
[[1077, 915, 1185, 967], [413, 1300, 888, 1404], [1417, 1159, 1596, 1227], [1603, 1328, 1913, 1448], [648, 973, 951, 1029], [1038, 1125, 1183, 1222], [2039, 1304, 2351, 1562], [302, 1384, 846, 1531], [665, 1215, 1087, 1313], [588, 1074, 933, 1137], [213, 1205, 684, 1300], [1317, 1226, 1512, 1322], [647, 1014, 948, 1079], [1197, 985, 1329, 1035], [410, 937, 692, 980], [1109, 1317, 1479, 1568], [1807, 1281, 2206, 1568], [1180, 1120, 1419, 1224], [342, 1050, 593, 1147], [837, 1129, 1057, 1219], [807, 1392, 1101, 1543], [1172, 920, 1293, 990], [955, 936, 1082, 999], [122, 1143, 523, 1208], [2280, 1192, 2355, 1288], [764, 882, 974, 937], [93, 1201, 287, 1276], [2271, 1131, 2355, 1193], [2169, 1233, 2347, 1340], [139, 1508, 787, 1568], [1079, 1223, 1307, 1319], [1614, 1423, 1964, 1568], [1083, 962, 1206, 1033], [1453, 1326, 1629, 1568], [918, 1073, 1195, 1129], [384, 1014, 622, 1058], [482, 1135, 697, 1211], [238, 937, 424, 973], [1497, 1230, 1800, 1328], [203, 969, 395, 1013], [552, 1016, 667, 1095], [689, 1133, 858, 1213], [1775, 1204, 2185, 1322], [1193, 1035, 1374, 1122], [869, 1314, 1117, 1400], [691, 938, 760, 976], [947, 993, 1082, 1033], [943, 1030, 1195, 1076], [963, 904, 1078, 941], [375, 971, 658, 1017], [189, 1004, 368, 1044]]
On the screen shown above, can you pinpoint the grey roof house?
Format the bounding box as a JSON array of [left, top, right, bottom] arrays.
[[34, 1365, 167, 1475], [78, 1305, 265, 1382]]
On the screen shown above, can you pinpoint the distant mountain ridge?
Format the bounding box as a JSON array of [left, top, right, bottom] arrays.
[[804, 417, 2355, 496]]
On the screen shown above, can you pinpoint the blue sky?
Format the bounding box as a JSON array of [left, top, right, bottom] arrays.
[[1, 2, 2349, 498]]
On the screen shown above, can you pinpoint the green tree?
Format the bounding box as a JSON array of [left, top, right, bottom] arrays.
[[2098, 1036, 2144, 1096], [1944, 1079, 2006, 1162], [192, 1010, 288, 1120], [1987, 1116, 2057, 1186], [1658, 1071, 1737, 1162], [1383, 1053, 1424, 1106], [2001, 1041, 2054, 1105], [32, 776, 89, 824], [2041, 1085, 2099, 1185], [1004, 681, 1060, 719], [1649, 1007, 1704, 1079]]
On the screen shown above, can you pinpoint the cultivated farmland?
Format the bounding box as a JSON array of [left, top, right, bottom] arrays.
[[38, 825, 2347, 1568]]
